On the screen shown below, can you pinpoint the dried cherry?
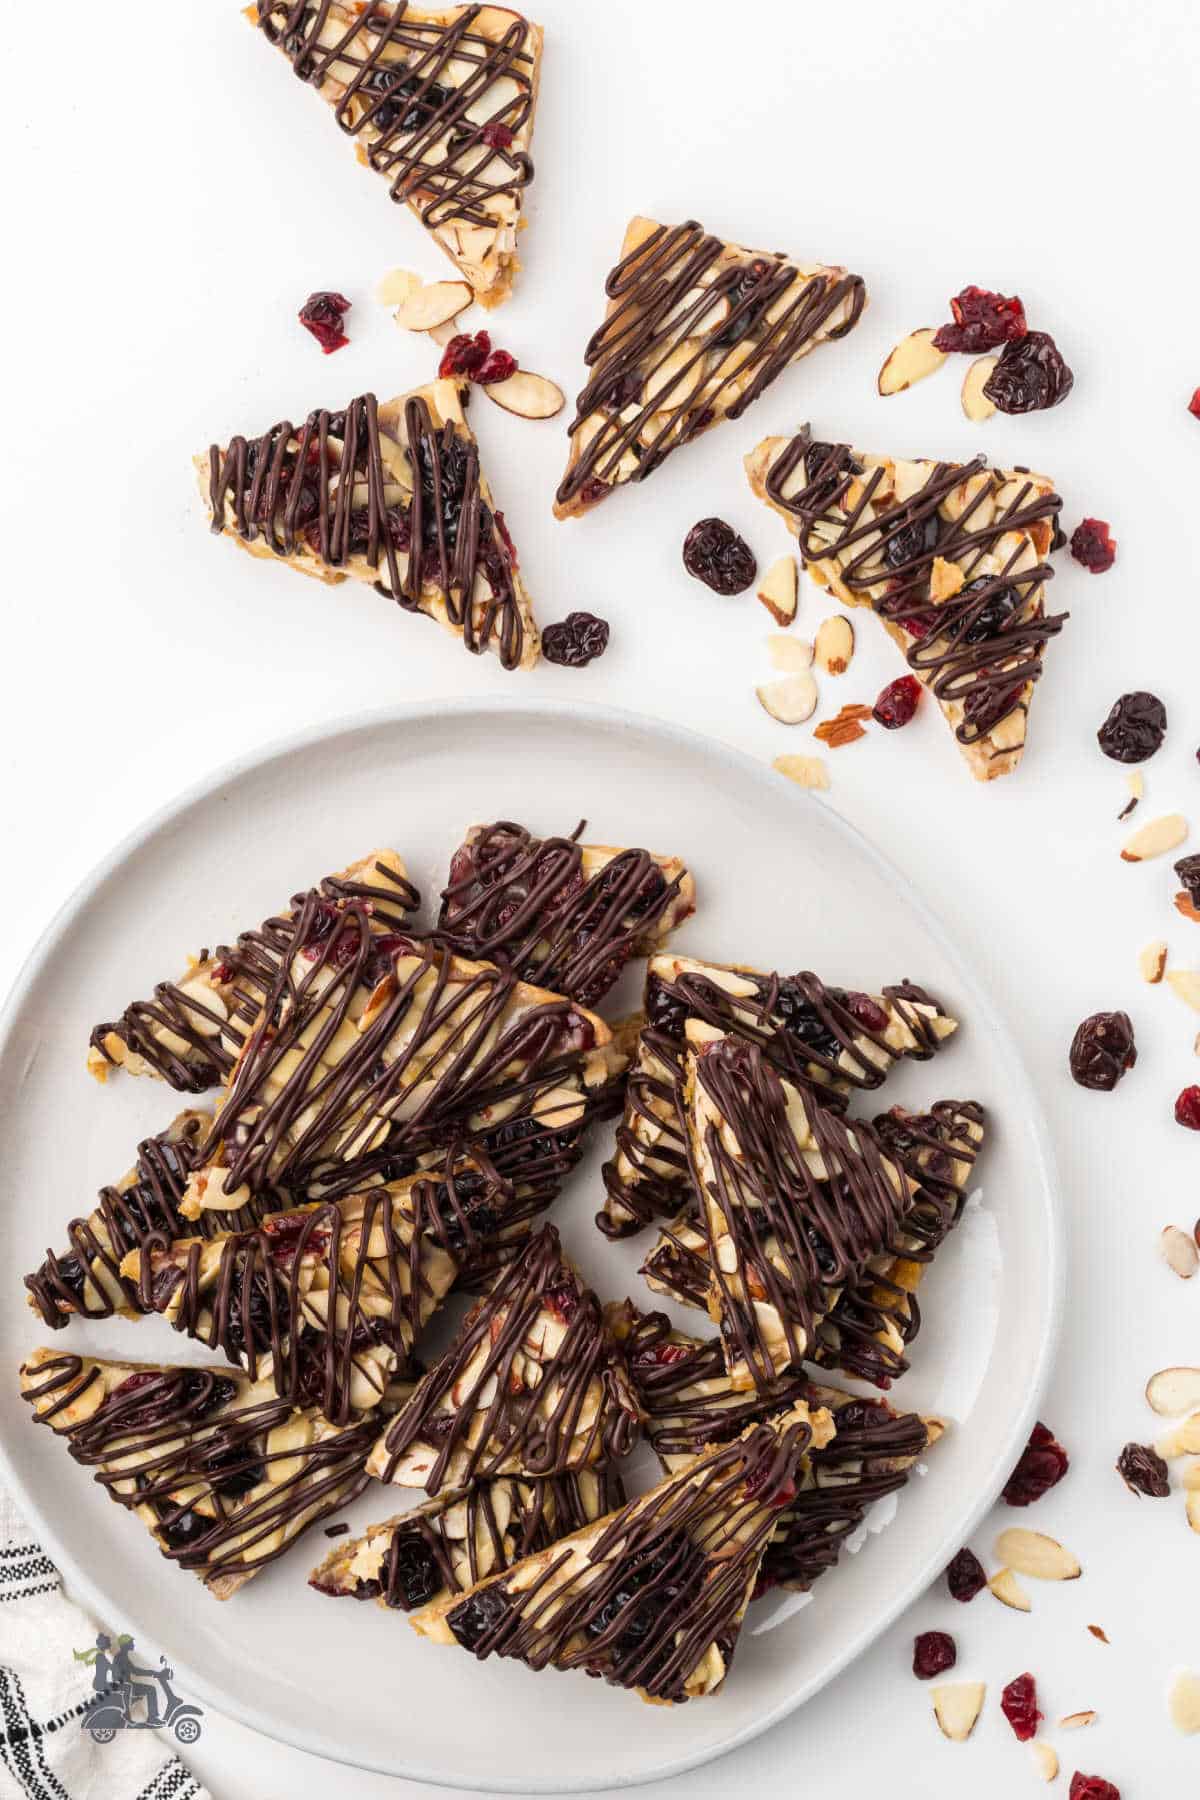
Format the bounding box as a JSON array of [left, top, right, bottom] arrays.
[[682, 518, 757, 595], [1115, 1442, 1170, 1497], [1070, 518, 1117, 573], [298, 291, 351, 355], [1096, 691, 1167, 763], [1069, 1011, 1136, 1091], [982, 330, 1074, 413], [872, 675, 922, 729], [542, 612, 610, 668], [945, 1546, 987, 1602], [912, 1630, 957, 1679]]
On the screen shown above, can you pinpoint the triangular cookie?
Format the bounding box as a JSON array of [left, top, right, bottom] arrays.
[[309, 1469, 622, 1612], [439, 821, 695, 1007], [554, 217, 865, 518], [19, 1348, 376, 1599], [251, 3, 543, 306], [745, 426, 1067, 779], [198, 379, 540, 669], [410, 1402, 832, 1703], [367, 1223, 640, 1492], [88, 849, 417, 1090]]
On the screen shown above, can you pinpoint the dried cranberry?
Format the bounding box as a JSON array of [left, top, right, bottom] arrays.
[[1070, 518, 1117, 573], [543, 1280, 581, 1323], [1003, 1421, 1069, 1506], [1116, 1441, 1170, 1497], [1175, 1085, 1200, 1130], [983, 330, 1074, 413], [387, 1531, 442, 1609], [1190, 389, 1200, 421], [632, 1340, 692, 1368], [682, 518, 757, 595], [1096, 691, 1167, 763], [439, 331, 492, 380], [475, 348, 517, 385], [1000, 1671, 1042, 1741], [945, 1546, 987, 1602], [1069, 1011, 1137, 1091], [844, 991, 888, 1032], [933, 285, 1027, 354], [912, 1630, 956, 1679], [480, 121, 515, 150], [542, 611, 610, 668], [872, 674, 922, 729], [298, 291, 351, 355], [1069, 1776, 1121, 1799], [448, 1584, 512, 1651]]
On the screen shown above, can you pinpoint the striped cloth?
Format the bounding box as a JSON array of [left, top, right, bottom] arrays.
[[0, 1492, 211, 1800]]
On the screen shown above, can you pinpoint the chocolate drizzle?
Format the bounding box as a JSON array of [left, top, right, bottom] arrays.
[[207, 393, 528, 668], [373, 1224, 640, 1493], [257, 3, 536, 247], [438, 821, 690, 1007], [557, 221, 865, 510], [20, 1352, 374, 1592], [762, 428, 1066, 744]]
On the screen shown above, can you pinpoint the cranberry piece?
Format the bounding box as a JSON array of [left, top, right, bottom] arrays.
[[933, 285, 1027, 354], [1116, 1441, 1170, 1497], [212, 961, 235, 984], [1069, 1011, 1136, 1091], [542, 1280, 581, 1323], [439, 330, 492, 380], [682, 518, 757, 595], [475, 348, 518, 385], [744, 1461, 797, 1508], [298, 291, 351, 355], [1001, 1671, 1043, 1742], [912, 1631, 956, 1679], [1175, 1085, 1200, 1130], [631, 1340, 692, 1368], [1070, 1776, 1121, 1800], [983, 330, 1074, 413], [542, 612, 610, 668], [1003, 1421, 1069, 1505], [480, 121, 515, 149], [1189, 389, 1200, 420], [945, 1547, 987, 1602], [872, 674, 922, 729], [844, 991, 888, 1032], [1096, 691, 1167, 763], [1070, 518, 1117, 573], [448, 1584, 513, 1651]]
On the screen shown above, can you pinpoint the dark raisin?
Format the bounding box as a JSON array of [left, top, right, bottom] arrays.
[[945, 1546, 987, 1602], [1003, 1421, 1069, 1506], [542, 612, 610, 668], [882, 511, 940, 572], [682, 518, 757, 595], [645, 975, 688, 1040], [1069, 1776, 1121, 1799], [51, 1253, 87, 1303], [1070, 518, 1117, 573], [713, 257, 774, 347], [601, 369, 643, 412], [912, 1630, 956, 1679], [298, 291, 351, 355], [1096, 691, 1167, 763], [1000, 1671, 1042, 1741], [205, 1444, 265, 1499], [959, 576, 1019, 644], [773, 981, 839, 1058], [983, 330, 1074, 413], [223, 1276, 274, 1360], [933, 285, 1027, 354], [1069, 1012, 1136, 1092], [1115, 1442, 1170, 1497], [872, 674, 922, 729], [448, 1584, 513, 1651], [387, 1531, 442, 1609], [1175, 1085, 1200, 1130], [157, 1508, 210, 1553], [184, 1372, 237, 1422], [804, 441, 862, 503], [831, 1399, 893, 1435]]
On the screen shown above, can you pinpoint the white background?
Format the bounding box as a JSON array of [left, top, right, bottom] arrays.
[[2, 0, 1199, 1794]]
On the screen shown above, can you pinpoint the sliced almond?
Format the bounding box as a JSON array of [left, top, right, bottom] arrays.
[[484, 370, 566, 420], [1138, 939, 1168, 984], [1154, 1411, 1200, 1458], [994, 1528, 1081, 1581], [929, 555, 965, 602], [814, 614, 854, 676], [1189, 1490, 1200, 1533], [375, 267, 421, 306], [757, 555, 798, 626], [1030, 1741, 1058, 1782], [931, 1681, 986, 1742], [1119, 769, 1144, 821], [774, 754, 829, 792], [757, 672, 818, 726], [961, 356, 999, 422], [1121, 812, 1188, 862], [429, 318, 460, 348], [878, 328, 947, 396], [1059, 1710, 1097, 1729], [1166, 969, 1200, 1013], [1169, 1669, 1200, 1734], [988, 1567, 1032, 1612], [1160, 1226, 1199, 1280], [1146, 1367, 1200, 1417], [1182, 1461, 1200, 1490], [393, 280, 473, 332], [768, 635, 814, 672]]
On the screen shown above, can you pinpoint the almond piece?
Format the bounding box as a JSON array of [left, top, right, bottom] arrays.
[[1166, 969, 1200, 1013], [1138, 939, 1168, 983], [1160, 1226, 1199, 1280], [757, 555, 798, 626], [774, 754, 829, 792], [1189, 1491, 1200, 1533], [1121, 813, 1188, 862], [931, 1681, 986, 1742], [393, 280, 473, 331], [878, 328, 947, 396], [814, 615, 854, 676], [1177, 891, 1200, 922], [757, 673, 818, 726], [1119, 769, 1144, 821], [1146, 1367, 1200, 1416], [484, 370, 566, 420], [768, 634, 814, 673], [1059, 1711, 1097, 1729], [1154, 1412, 1200, 1458], [929, 555, 965, 602], [375, 267, 421, 306], [988, 1567, 1032, 1612], [1030, 1741, 1058, 1782], [961, 356, 999, 422], [1169, 1669, 1200, 1734], [994, 1528, 1081, 1581], [1182, 1461, 1200, 1490]]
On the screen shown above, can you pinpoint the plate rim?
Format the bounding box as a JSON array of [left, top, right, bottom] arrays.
[[0, 696, 1065, 1793]]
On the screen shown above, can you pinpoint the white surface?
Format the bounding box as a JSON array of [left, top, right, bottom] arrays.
[[1, 0, 1197, 1792]]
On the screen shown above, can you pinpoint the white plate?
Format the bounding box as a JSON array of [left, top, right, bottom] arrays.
[[0, 700, 1061, 1792]]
